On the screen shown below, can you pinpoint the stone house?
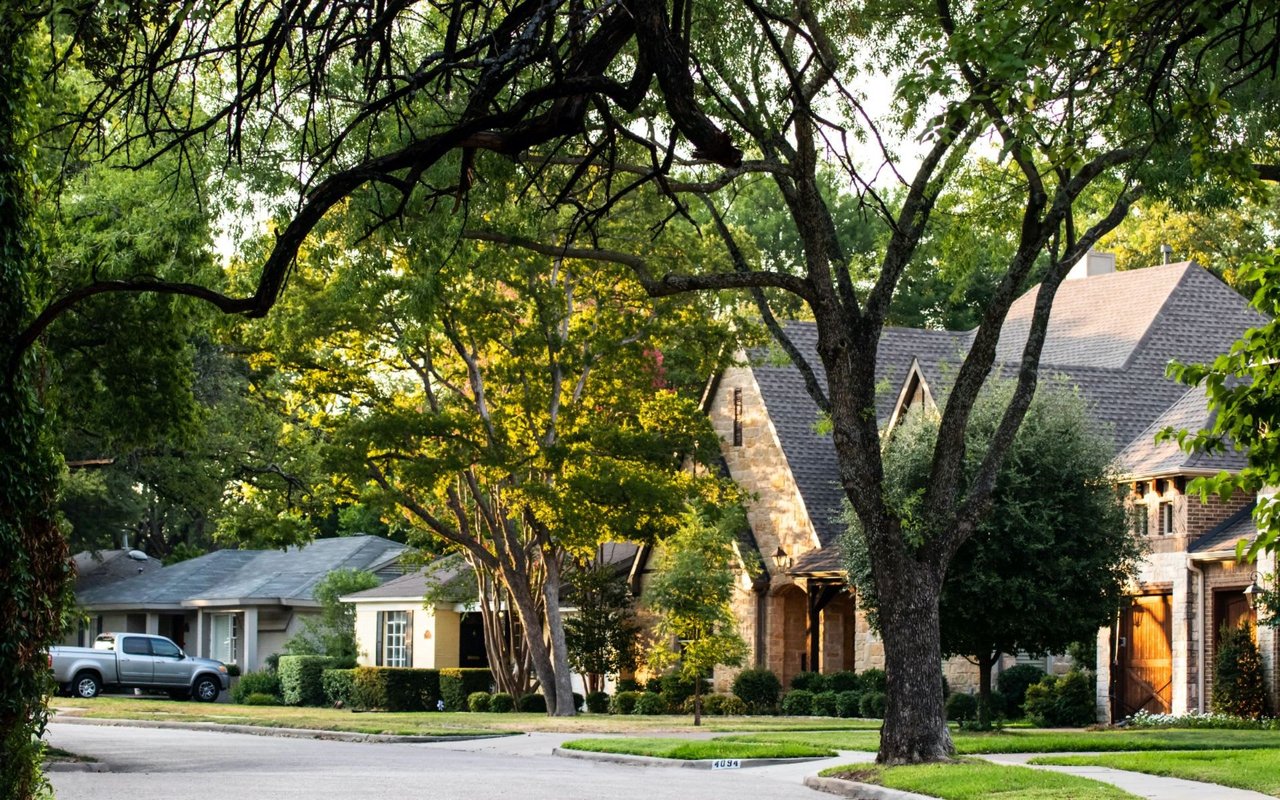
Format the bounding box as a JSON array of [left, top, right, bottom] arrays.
[[655, 255, 1278, 717]]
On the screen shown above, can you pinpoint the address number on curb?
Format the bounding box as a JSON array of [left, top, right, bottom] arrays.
[[712, 759, 742, 770]]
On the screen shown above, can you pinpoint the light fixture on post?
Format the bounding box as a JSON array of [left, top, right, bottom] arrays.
[[773, 546, 792, 573], [1244, 573, 1264, 610]]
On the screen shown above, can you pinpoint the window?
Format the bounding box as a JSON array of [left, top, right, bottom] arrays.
[[121, 637, 150, 656], [1159, 502, 1175, 536], [383, 611, 409, 668], [732, 388, 743, 447], [1132, 503, 1149, 536], [211, 613, 238, 664], [152, 638, 182, 658]]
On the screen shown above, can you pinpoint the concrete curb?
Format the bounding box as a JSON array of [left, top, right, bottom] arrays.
[[49, 716, 516, 744], [551, 746, 829, 770], [803, 775, 937, 800], [44, 761, 110, 774]]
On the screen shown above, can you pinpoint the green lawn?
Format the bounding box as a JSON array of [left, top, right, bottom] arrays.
[[1034, 750, 1280, 797], [561, 737, 835, 759], [819, 761, 1139, 799], [726, 727, 1280, 753]]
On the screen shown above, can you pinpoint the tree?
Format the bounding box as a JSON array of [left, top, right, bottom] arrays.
[[845, 384, 1142, 728], [644, 504, 749, 727], [565, 563, 641, 695], [1213, 621, 1267, 718], [283, 569, 380, 668]]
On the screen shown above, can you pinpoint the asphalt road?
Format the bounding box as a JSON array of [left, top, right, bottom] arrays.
[[46, 722, 837, 800]]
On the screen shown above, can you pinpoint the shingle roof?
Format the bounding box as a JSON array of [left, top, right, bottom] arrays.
[[73, 549, 163, 592], [1191, 501, 1257, 555], [744, 263, 1264, 562], [1113, 386, 1249, 477], [343, 554, 476, 604], [77, 535, 408, 607]]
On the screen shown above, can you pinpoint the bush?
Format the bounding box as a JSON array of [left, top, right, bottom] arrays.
[[790, 672, 827, 693], [859, 691, 887, 719], [489, 692, 515, 713], [1213, 622, 1266, 719], [946, 692, 979, 723], [467, 691, 491, 713], [732, 668, 782, 714], [517, 693, 547, 713], [826, 671, 860, 693], [811, 690, 838, 717], [243, 692, 281, 706], [1126, 710, 1280, 730], [1024, 671, 1095, 727], [232, 670, 281, 704], [321, 669, 355, 707], [351, 667, 440, 711], [440, 668, 493, 711], [701, 693, 748, 716], [609, 691, 643, 715], [615, 678, 640, 692], [633, 692, 668, 715], [659, 673, 707, 708], [835, 690, 863, 718], [857, 669, 887, 695], [645, 678, 663, 693], [781, 689, 814, 716], [585, 691, 610, 714], [278, 655, 334, 706], [573, 692, 584, 712], [998, 664, 1047, 718]]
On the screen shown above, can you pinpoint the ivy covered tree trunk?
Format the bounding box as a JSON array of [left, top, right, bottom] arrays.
[[0, 11, 73, 799]]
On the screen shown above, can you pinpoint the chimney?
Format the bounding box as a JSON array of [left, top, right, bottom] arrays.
[[1160, 244, 1173, 264], [1066, 249, 1116, 280]]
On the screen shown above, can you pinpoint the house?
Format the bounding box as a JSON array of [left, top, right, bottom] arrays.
[[68, 535, 408, 671], [674, 254, 1277, 718]]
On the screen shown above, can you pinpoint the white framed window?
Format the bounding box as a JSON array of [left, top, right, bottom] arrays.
[[383, 611, 408, 667], [211, 613, 239, 664]]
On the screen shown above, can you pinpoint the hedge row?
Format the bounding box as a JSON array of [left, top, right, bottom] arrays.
[[279, 655, 334, 706], [440, 668, 494, 711]]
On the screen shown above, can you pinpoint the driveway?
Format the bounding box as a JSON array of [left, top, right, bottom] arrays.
[[46, 722, 831, 800]]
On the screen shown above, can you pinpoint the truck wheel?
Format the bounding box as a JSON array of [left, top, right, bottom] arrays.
[[192, 676, 221, 703], [73, 672, 102, 699]]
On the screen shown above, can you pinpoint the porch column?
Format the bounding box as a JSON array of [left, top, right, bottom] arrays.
[[243, 608, 259, 671], [145, 612, 159, 635], [194, 610, 204, 658]]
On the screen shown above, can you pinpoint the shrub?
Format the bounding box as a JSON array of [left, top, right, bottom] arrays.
[[1126, 710, 1280, 730], [278, 655, 334, 707], [616, 678, 641, 692], [946, 692, 979, 723], [1213, 622, 1266, 719], [835, 690, 863, 718], [489, 692, 515, 713], [811, 690, 838, 717], [517, 693, 547, 713], [243, 692, 281, 706], [941, 676, 949, 701], [701, 693, 747, 716], [232, 670, 281, 704], [732, 668, 782, 714], [264, 652, 281, 673], [225, 663, 242, 677], [790, 672, 827, 693], [351, 667, 440, 711], [609, 691, 642, 715], [467, 691, 491, 713], [826, 671, 860, 693], [997, 664, 1047, 718], [573, 692, 584, 712], [440, 668, 493, 711], [585, 691, 610, 714], [857, 669, 887, 695], [645, 678, 663, 693], [1024, 671, 1095, 727], [321, 669, 355, 707], [781, 689, 814, 716], [659, 673, 707, 708], [859, 691, 887, 719], [633, 692, 668, 715]]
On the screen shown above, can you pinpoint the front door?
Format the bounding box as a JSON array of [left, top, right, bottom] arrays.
[[458, 613, 488, 667], [1117, 594, 1173, 717]]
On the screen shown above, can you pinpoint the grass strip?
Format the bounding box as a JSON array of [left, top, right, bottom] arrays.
[[727, 727, 1280, 753], [820, 760, 1139, 799], [1033, 749, 1280, 796], [560, 736, 835, 759]]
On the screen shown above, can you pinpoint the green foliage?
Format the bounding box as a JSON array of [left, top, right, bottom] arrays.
[[584, 691, 609, 714], [278, 656, 335, 707], [791, 672, 828, 692], [812, 690, 839, 717], [998, 665, 1048, 718], [633, 692, 668, 715], [609, 691, 643, 715], [517, 693, 547, 713], [321, 669, 355, 707], [699, 694, 748, 716], [283, 569, 379, 668], [836, 691, 864, 718], [1024, 672, 1097, 727], [781, 690, 815, 716], [857, 669, 888, 695], [232, 671, 282, 704], [565, 564, 640, 691], [732, 668, 782, 714], [351, 667, 440, 712], [946, 693, 980, 723], [439, 668, 494, 711], [488, 693, 515, 713], [826, 671, 860, 693], [860, 692, 888, 719], [243, 693, 282, 706], [467, 692, 491, 713], [1212, 623, 1266, 719]]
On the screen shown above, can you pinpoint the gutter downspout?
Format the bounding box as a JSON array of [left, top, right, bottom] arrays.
[[1187, 558, 1206, 713]]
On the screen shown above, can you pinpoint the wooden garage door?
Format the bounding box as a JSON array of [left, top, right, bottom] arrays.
[[1119, 594, 1173, 717]]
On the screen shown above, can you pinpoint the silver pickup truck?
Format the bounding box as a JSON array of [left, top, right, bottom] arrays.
[[51, 633, 230, 702]]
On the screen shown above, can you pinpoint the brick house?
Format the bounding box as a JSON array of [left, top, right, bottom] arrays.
[[641, 255, 1277, 718]]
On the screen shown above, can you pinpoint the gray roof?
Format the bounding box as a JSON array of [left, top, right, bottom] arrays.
[[343, 554, 476, 604], [1191, 502, 1257, 555], [73, 549, 163, 592], [77, 535, 408, 608], [1113, 386, 1249, 478], [745, 263, 1264, 559]]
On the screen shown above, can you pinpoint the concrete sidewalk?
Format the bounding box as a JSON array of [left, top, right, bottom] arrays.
[[979, 752, 1274, 800]]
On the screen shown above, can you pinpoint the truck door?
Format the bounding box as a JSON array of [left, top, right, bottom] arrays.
[[150, 637, 189, 687], [118, 636, 155, 685]]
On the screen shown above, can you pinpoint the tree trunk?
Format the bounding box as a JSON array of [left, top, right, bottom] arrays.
[[541, 556, 577, 716], [977, 652, 997, 730], [875, 563, 954, 764], [693, 674, 702, 727], [502, 568, 560, 713]]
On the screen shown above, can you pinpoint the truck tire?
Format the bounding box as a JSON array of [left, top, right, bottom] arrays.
[[73, 671, 102, 699], [192, 675, 221, 703]]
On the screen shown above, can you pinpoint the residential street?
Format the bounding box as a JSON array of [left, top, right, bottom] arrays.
[[45, 722, 831, 800]]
